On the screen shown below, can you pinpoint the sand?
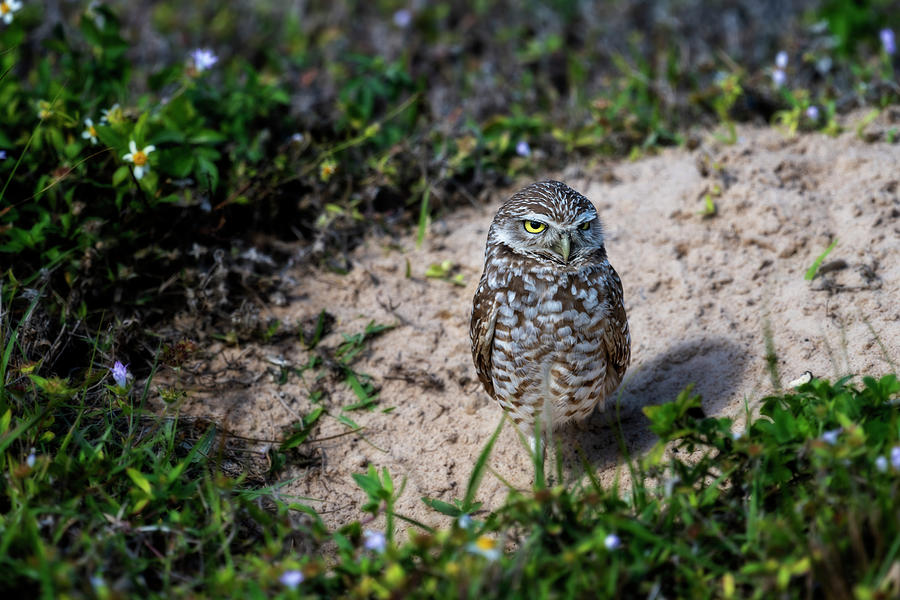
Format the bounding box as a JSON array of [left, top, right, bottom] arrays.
[[161, 111, 900, 533]]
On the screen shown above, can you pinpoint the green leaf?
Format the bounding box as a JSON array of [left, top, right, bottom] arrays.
[[280, 407, 324, 451], [299, 310, 328, 349], [112, 165, 130, 187], [95, 124, 128, 153], [168, 424, 217, 483], [126, 468, 152, 495], [344, 370, 377, 407], [421, 497, 463, 517], [157, 146, 195, 178], [195, 155, 219, 191], [337, 414, 360, 429], [189, 129, 227, 144]]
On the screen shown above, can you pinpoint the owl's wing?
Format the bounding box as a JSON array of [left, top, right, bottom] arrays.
[[603, 268, 631, 379], [470, 284, 499, 399]]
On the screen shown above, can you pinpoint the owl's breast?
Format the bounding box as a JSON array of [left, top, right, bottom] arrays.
[[489, 265, 617, 422]]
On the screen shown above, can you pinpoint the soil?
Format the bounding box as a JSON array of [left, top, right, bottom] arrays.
[[158, 111, 900, 533]]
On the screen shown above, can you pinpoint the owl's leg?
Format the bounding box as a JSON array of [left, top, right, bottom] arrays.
[[526, 434, 545, 460]]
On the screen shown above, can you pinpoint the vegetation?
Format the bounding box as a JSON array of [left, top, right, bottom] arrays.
[[2, 0, 899, 597]]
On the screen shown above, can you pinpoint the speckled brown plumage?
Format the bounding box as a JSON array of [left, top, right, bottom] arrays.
[[470, 180, 630, 440]]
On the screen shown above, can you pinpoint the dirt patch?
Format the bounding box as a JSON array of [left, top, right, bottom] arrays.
[[158, 113, 900, 532]]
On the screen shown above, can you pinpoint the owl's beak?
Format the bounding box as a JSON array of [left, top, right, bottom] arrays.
[[554, 234, 571, 262]]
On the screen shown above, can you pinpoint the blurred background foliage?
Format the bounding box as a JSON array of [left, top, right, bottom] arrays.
[[0, 0, 898, 364]]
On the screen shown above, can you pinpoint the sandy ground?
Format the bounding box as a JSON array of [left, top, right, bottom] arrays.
[[164, 112, 900, 533]]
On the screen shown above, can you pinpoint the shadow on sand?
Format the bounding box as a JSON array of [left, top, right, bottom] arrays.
[[552, 336, 750, 479]]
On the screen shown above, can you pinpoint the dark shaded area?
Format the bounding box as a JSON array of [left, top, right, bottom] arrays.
[[556, 336, 749, 475]]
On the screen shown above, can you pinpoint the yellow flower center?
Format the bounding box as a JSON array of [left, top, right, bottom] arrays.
[[475, 536, 496, 551], [0, 4, 9, 15], [132, 151, 148, 167], [89, 126, 97, 137]]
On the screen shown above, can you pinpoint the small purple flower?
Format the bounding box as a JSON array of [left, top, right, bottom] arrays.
[[0, 150, 6, 160], [290, 133, 304, 144], [891, 446, 900, 470], [876, 455, 888, 473], [458, 514, 473, 529], [806, 105, 820, 121], [111, 361, 129, 388], [772, 68, 786, 87], [880, 28, 896, 55], [393, 9, 412, 28], [775, 51, 788, 69], [190, 48, 219, 72], [363, 529, 387, 553], [26, 449, 36, 468], [279, 569, 304, 589], [604, 533, 622, 550], [821, 428, 841, 445], [515, 140, 531, 157]]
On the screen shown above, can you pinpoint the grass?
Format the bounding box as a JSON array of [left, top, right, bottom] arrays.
[[4, 282, 900, 597]]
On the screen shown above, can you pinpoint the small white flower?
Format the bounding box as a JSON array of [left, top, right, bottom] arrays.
[[90, 574, 106, 589], [86, 1, 105, 27], [393, 9, 412, 28], [290, 132, 305, 144], [876, 455, 888, 473], [788, 371, 813, 388], [731, 430, 743, 441], [82, 118, 99, 144], [0, 150, 6, 160], [467, 535, 500, 561], [363, 529, 387, 553], [458, 514, 473, 529], [821, 428, 841, 445], [100, 103, 124, 125], [805, 106, 820, 121], [279, 569, 304, 589], [775, 51, 788, 69], [26, 448, 36, 468], [604, 533, 622, 551], [122, 140, 156, 180], [772, 68, 786, 87], [891, 446, 900, 470], [190, 48, 218, 72], [1, 0, 23, 25], [515, 140, 531, 157]]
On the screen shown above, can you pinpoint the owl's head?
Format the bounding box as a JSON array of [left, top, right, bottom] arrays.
[[488, 180, 605, 265]]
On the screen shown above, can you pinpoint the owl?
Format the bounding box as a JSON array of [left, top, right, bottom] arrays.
[[469, 180, 630, 449]]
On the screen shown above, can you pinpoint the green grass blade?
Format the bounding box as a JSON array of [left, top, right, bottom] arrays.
[[416, 184, 430, 249], [463, 415, 504, 511], [804, 238, 838, 281]]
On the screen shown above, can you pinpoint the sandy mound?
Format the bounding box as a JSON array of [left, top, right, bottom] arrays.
[[164, 113, 900, 532]]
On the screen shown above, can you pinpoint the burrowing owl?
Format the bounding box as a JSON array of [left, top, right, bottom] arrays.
[[469, 180, 630, 446]]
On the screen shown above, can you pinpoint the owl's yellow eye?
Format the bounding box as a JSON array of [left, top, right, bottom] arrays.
[[524, 220, 547, 234], [579, 222, 591, 231]]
